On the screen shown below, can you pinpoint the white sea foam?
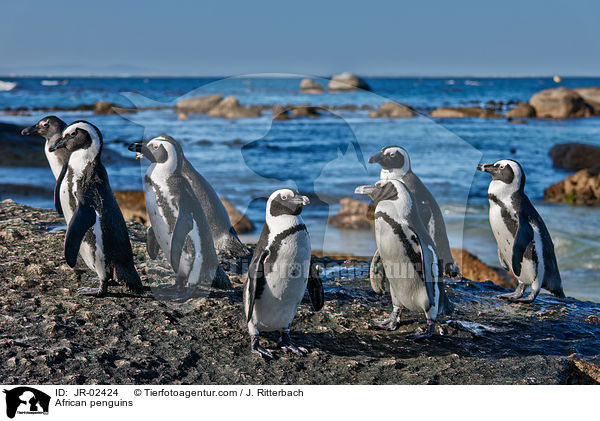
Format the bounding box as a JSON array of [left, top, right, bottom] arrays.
[[41, 80, 68, 86], [0, 80, 17, 91]]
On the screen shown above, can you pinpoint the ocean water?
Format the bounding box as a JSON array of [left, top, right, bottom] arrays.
[[1, 76, 599, 301]]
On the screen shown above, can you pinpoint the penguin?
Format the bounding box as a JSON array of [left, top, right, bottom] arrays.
[[477, 159, 565, 303], [128, 136, 231, 292], [49, 121, 143, 297], [20, 116, 69, 215], [355, 179, 451, 339], [368, 145, 459, 279], [244, 189, 324, 359]]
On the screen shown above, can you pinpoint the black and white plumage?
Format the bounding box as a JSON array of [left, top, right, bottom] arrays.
[[49, 121, 143, 297], [477, 159, 565, 303], [244, 189, 324, 359], [355, 179, 451, 339], [369, 146, 459, 278], [129, 136, 231, 292], [21, 116, 68, 215]]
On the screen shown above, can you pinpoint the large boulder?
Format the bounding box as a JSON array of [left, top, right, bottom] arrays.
[[327, 197, 374, 230], [175, 94, 224, 113], [548, 143, 600, 170], [575, 87, 600, 115], [207, 96, 261, 118], [529, 87, 591, 119], [368, 101, 413, 118], [300, 78, 325, 93], [506, 102, 536, 118], [451, 248, 517, 289], [430, 106, 501, 118], [328, 73, 370, 91], [93, 101, 135, 115], [220, 198, 254, 233], [544, 165, 600, 206]]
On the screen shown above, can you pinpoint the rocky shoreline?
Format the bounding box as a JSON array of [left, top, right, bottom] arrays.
[[1, 200, 599, 385]]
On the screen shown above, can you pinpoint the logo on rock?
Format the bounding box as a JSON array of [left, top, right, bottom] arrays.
[[3, 387, 50, 419]]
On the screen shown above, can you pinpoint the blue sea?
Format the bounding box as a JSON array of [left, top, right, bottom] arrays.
[[1, 75, 599, 301]]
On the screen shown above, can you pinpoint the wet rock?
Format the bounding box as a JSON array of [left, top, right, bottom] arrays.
[[300, 78, 325, 93], [328, 73, 370, 91], [529, 87, 591, 119], [290, 105, 321, 118], [506, 102, 536, 118], [175, 94, 223, 113], [548, 143, 600, 170], [368, 102, 414, 118], [430, 107, 502, 118], [207, 96, 261, 119], [544, 165, 600, 206], [574, 87, 600, 115], [327, 197, 374, 230], [450, 248, 517, 289], [93, 101, 135, 115], [220, 198, 254, 234]]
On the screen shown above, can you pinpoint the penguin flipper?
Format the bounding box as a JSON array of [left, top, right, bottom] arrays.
[[170, 210, 194, 273], [65, 203, 96, 268], [370, 249, 387, 295], [512, 214, 534, 277], [412, 230, 438, 308], [147, 226, 160, 259], [308, 256, 325, 311], [245, 250, 268, 323], [54, 164, 67, 216]]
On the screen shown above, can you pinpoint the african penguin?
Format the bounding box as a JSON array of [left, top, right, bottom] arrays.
[[49, 121, 143, 297], [129, 136, 231, 293], [244, 189, 324, 359], [355, 179, 451, 339], [477, 159, 565, 303], [369, 145, 459, 278], [21, 116, 69, 215]]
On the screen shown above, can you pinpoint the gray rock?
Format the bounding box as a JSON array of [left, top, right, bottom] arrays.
[[328, 73, 370, 91], [529, 87, 591, 119], [300, 78, 325, 93]]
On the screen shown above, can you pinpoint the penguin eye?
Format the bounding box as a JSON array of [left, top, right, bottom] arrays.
[[41, 121, 49, 128], [152, 144, 159, 150], [281, 194, 289, 200]]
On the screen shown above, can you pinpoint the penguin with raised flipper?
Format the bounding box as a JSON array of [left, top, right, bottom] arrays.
[[368, 145, 459, 278], [355, 179, 451, 339], [129, 136, 231, 292], [50, 121, 143, 297], [244, 189, 324, 359], [477, 159, 565, 303]]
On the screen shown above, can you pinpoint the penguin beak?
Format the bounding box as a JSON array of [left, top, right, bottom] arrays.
[[128, 141, 147, 160], [477, 163, 495, 174], [368, 151, 383, 164], [48, 136, 67, 152], [354, 184, 377, 195], [21, 125, 38, 136], [290, 195, 310, 206]]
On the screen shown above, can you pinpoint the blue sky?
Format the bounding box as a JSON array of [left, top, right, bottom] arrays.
[[1, 0, 598, 76]]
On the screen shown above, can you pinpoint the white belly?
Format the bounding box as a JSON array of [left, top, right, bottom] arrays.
[[45, 143, 63, 180], [252, 231, 310, 331], [376, 221, 430, 313], [489, 203, 514, 270]]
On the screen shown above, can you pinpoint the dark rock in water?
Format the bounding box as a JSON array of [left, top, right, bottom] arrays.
[[574, 87, 600, 115], [529, 87, 592, 119], [549, 143, 600, 171], [175, 94, 223, 113], [328, 73, 370, 91], [93, 101, 135, 115], [0, 122, 134, 167], [1, 200, 599, 385], [506, 102, 536, 118], [450, 248, 517, 289], [300, 78, 325, 94], [544, 165, 600, 206], [369, 102, 414, 118], [327, 197, 374, 230], [430, 106, 502, 118]]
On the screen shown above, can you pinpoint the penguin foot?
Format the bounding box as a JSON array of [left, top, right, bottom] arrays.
[[372, 309, 403, 331], [251, 336, 274, 360], [497, 291, 524, 300], [77, 287, 107, 297], [278, 331, 309, 356], [406, 321, 435, 341]]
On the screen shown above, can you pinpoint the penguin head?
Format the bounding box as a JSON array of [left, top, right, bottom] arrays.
[[368, 146, 411, 174], [128, 135, 183, 169], [21, 116, 66, 142], [477, 159, 525, 191], [267, 189, 310, 217], [355, 179, 403, 203], [49, 121, 103, 156]]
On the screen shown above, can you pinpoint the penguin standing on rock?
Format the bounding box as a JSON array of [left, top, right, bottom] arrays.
[[50, 121, 143, 297], [129, 136, 231, 292], [477, 159, 565, 303], [368, 146, 459, 279], [21, 116, 69, 215], [355, 179, 451, 339], [244, 189, 324, 359]]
